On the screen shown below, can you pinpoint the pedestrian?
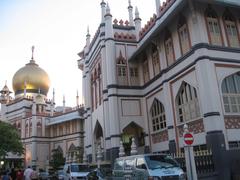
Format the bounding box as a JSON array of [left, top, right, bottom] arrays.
[[23, 166, 33, 180], [10, 168, 16, 180], [16, 169, 23, 180], [2, 170, 12, 180], [30, 167, 38, 180]]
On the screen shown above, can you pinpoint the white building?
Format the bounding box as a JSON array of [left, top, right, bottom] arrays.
[[0, 49, 84, 169], [78, 0, 240, 176]]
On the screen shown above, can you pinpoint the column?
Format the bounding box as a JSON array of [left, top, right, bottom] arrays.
[[163, 81, 177, 154], [105, 4, 120, 162], [196, 59, 229, 180]]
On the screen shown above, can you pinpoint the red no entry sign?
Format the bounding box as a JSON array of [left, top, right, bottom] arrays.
[[184, 132, 194, 145]]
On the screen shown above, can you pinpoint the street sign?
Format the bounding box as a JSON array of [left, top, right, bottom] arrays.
[[184, 132, 194, 145]]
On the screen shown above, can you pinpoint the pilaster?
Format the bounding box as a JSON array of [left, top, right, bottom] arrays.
[[196, 60, 225, 133], [163, 81, 177, 153], [31, 100, 37, 166], [196, 59, 229, 179], [104, 4, 120, 161]]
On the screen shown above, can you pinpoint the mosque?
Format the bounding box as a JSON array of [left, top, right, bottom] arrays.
[[1, 0, 240, 177], [0, 47, 84, 169], [78, 0, 240, 178]]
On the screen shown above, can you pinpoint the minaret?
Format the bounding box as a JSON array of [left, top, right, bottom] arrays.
[[104, 2, 120, 162], [85, 27, 91, 53], [134, 6, 142, 40], [0, 82, 12, 104], [50, 88, 55, 116], [76, 90, 79, 107], [0, 82, 12, 121], [105, 3, 115, 84], [63, 95, 66, 113], [100, 0, 106, 23], [52, 88, 55, 104], [128, 0, 134, 26], [155, 0, 161, 17], [50, 99, 54, 116]]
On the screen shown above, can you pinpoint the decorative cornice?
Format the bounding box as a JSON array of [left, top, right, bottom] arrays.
[[6, 106, 31, 114]]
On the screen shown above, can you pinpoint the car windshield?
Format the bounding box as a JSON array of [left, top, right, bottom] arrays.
[[70, 165, 89, 172], [58, 170, 64, 175], [145, 155, 179, 170], [39, 172, 49, 176]]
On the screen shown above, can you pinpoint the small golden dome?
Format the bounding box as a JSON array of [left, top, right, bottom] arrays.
[[12, 60, 50, 96]]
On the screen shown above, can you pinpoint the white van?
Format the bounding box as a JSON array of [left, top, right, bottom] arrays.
[[63, 163, 90, 180], [112, 154, 185, 180]]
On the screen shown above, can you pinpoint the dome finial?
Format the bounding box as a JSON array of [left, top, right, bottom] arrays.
[[24, 80, 27, 97], [30, 45, 36, 63]]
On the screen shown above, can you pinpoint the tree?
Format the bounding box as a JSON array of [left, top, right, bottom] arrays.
[[49, 149, 65, 171], [0, 121, 24, 158]]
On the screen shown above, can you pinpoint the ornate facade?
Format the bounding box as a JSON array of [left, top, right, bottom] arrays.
[[78, 0, 240, 172], [0, 49, 84, 169]]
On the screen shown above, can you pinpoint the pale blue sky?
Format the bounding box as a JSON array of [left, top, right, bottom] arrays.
[[0, 0, 156, 106]]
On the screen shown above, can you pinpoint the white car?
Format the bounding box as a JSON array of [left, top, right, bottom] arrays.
[[112, 154, 186, 180], [63, 163, 90, 180]]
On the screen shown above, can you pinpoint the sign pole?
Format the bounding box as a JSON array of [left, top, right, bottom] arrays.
[[183, 124, 198, 180]]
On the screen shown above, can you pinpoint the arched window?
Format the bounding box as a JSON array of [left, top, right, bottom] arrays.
[[59, 125, 63, 136], [205, 6, 223, 46], [222, 72, 240, 113], [164, 29, 175, 66], [29, 122, 32, 137], [130, 66, 139, 85], [178, 15, 191, 55], [98, 64, 102, 105], [66, 122, 70, 134], [72, 121, 77, 133], [91, 74, 94, 110], [53, 125, 57, 137], [142, 53, 149, 83], [94, 69, 98, 108], [25, 123, 29, 138], [150, 99, 166, 132], [152, 44, 160, 76], [117, 51, 128, 85], [57, 146, 63, 154], [68, 144, 76, 159], [176, 82, 200, 123], [223, 9, 240, 48], [17, 123, 21, 135], [37, 122, 42, 136]]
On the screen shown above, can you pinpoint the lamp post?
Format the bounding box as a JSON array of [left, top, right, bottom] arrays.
[[0, 160, 4, 169]]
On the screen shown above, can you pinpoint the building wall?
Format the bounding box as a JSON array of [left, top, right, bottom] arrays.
[[79, 0, 240, 163]]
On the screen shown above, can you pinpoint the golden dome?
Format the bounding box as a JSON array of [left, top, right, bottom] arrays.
[[12, 60, 50, 96]]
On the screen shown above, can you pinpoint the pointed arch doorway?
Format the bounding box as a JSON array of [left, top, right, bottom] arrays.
[[122, 122, 145, 155], [93, 121, 104, 161]]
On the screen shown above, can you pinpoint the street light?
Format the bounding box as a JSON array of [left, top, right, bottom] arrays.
[[0, 160, 4, 166]]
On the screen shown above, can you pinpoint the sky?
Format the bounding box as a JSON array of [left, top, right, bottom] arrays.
[[0, 0, 156, 107]]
